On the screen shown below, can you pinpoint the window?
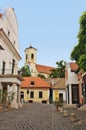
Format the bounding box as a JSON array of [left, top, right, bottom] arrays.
[[12, 59, 15, 74], [20, 91, 24, 99], [14, 41, 16, 46], [31, 53, 34, 59], [27, 90, 29, 94], [30, 91, 34, 98], [8, 31, 10, 36], [26, 54, 28, 61], [0, 45, 4, 50], [39, 91, 43, 98], [2, 61, 5, 74], [30, 81, 34, 86], [59, 93, 63, 103]]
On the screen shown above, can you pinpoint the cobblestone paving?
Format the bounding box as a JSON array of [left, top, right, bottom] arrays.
[[0, 104, 52, 130], [53, 106, 86, 130], [0, 104, 86, 130]]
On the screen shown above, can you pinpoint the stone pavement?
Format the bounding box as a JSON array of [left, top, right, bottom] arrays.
[[53, 106, 86, 130], [0, 103, 86, 130]]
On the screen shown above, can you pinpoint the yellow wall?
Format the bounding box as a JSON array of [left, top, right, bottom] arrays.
[[21, 88, 49, 103], [53, 90, 59, 102]]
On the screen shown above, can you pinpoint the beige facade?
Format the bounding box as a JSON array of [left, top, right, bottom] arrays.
[[0, 8, 23, 109], [21, 77, 51, 104], [21, 88, 49, 104]]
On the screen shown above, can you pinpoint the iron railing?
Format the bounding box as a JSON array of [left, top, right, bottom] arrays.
[[0, 69, 22, 76]]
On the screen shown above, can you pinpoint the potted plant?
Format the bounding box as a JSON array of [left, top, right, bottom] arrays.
[[0, 90, 3, 109], [54, 101, 60, 111], [54, 99, 63, 111], [7, 92, 15, 108]]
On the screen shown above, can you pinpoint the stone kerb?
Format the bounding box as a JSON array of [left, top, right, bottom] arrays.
[[63, 110, 69, 117], [70, 113, 78, 122]]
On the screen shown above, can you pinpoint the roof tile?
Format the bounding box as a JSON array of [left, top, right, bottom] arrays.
[[70, 62, 78, 71], [53, 78, 65, 89], [36, 64, 55, 74], [21, 76, 51, 88], [0, 13, 2, 18]]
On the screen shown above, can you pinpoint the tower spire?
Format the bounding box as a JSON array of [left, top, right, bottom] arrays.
[[30, 42, 32, 47]]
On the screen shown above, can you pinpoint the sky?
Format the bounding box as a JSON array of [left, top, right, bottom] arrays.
[[1, 1, 86, 67]]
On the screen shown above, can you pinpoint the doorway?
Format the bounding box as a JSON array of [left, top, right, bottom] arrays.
[[59, 93, 63, 103], [20, 91, 24, 103], [72, 85, 79, 104]]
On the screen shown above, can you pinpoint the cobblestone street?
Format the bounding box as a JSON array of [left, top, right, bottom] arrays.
[[0, 104, 86, 130]]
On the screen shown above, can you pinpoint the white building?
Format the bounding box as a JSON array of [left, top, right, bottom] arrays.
[[65, 62, 79, 104], [0, 7, 23, 109], [52, 78, 66, 103]]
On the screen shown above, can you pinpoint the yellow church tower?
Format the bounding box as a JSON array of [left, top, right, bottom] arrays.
[[24, 44, 37, 76]]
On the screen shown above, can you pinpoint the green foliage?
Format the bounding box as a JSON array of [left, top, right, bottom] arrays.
[[21, 65, 31, 77], [8, 92, 15, 103], [0, 90, 2, 103], [71, 44, 85, 61], [49, 69, 58, 78], [0, 90, 15, 104], [78, 11, 86, 43], [71, 11, 86, 71], [78, 54, 86, 71], [49, 60, 66, 78], [37, 74, 46, 79], [54, 101, 63, 107]]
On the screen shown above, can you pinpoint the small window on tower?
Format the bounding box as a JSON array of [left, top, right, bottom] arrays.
[[31, 53, 34, 59], [26, 54, 28, 60]]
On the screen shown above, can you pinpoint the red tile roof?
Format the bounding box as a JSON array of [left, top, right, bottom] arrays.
[[53, 78, 66, 89], [70, 62, 78, 71], [36, 64, 55, 74], [65, 68, 68, 80], [21, 77, 51, 88], [0, 13, 2, 18], [77, 71, 83, 81]]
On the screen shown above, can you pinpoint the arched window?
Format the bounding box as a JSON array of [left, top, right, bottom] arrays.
[[26, 54, 28, 60], [31, 53, 34, 59]]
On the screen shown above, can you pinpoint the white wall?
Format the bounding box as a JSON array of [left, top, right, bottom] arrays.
[[65, 63, 79, 85], [58, 90, 66, 101], [2, 8, 19, 52], [0, 8, 21, 74]]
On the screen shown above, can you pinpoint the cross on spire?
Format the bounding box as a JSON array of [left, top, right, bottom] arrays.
[[30, 42, 32, 47]]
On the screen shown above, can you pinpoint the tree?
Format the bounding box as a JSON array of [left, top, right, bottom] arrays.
[[71, 11, 86, 71], [21, 65, 31, 77], [78, 54, 86, 71], [49, 69, 58, 78], [49, 60, 66, 78], [37, 74, 46, 79]]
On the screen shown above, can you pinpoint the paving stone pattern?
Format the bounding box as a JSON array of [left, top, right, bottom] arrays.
[[0, 104, 86, 130]]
